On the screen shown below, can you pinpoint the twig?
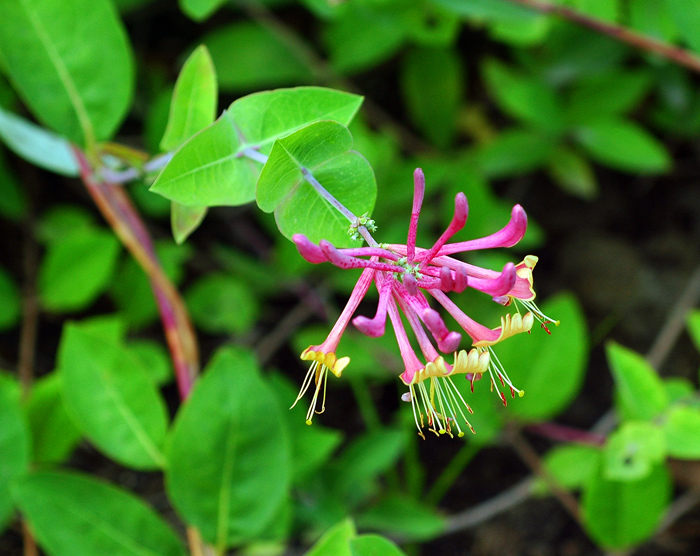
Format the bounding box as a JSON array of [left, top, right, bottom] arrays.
[[504, 0, 700, 74]]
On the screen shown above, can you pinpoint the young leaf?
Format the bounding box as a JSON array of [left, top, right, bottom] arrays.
[[179, 0, 226, 21], [171, 202, 207, 244], [12, 470, 186, 556], [38, 227, 121, 313], [204, 21, 313, 91], [257, 120, 376, 246], [356, 495, 446, 541], [59, 324, 168, 469], [582, 463, 671, 550], [662, 405, 700, 459], [400, 47, 464, 148], [547, 145, 598, 199], [574, 118, 671, 174], [0, 0, 134, 147], [350, 535, 408, 556], [0, 377, 30, 531], [160, 45, 217, 152], [603, 421, 666, 481], [25, 372, 82, 465], [496, 293, 588, 422], [532, 444, 601, 495], [606, 342, 668, 421], [165, 347, 291, 550], [151, 87, 363, 207], [305, 520, 356, 556], [0, 106, 78, 176]]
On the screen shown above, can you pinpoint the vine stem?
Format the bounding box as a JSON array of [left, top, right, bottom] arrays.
[[504, 0, 700, 74], [72, 147, 199, 400]]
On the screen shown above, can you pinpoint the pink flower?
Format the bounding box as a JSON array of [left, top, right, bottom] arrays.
[[293, 168, 557, 436]]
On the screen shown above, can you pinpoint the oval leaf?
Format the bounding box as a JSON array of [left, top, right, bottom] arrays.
[[59, 324, 168, 469], [0, 0, 134, 146], [151, 87, 363, 207], [12, 470, 186, 556], [165, 347, 291, 550]]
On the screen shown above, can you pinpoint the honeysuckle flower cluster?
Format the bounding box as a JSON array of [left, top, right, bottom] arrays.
[[291, 168, 557, 438]]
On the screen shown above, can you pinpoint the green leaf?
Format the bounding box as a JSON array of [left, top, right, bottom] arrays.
[[496, 293, 589, 422], [185, 273, 258, 334], [179, 0, 226, 21], [305, 519, 356, 556], [483, 59, 563, 131], [160, 45, 217, 152], [630, 0, 677, 42], [0, 377, 30, 531], [38, 204, 95, 242], [575, 118, 671, 174], [0, 266, 21, 331], [476, 128, 555, 178], [165, 347, 291, 550], [400, 47, 464, 148], [356, 494, 446, 541], [204, 21, 313, 92], [566, 71, 652, 122], [430, 0, 538, 22], [25, 372, 82, 464], [0, 105, 78, 175], [665, 0, 700, 54], [0, 151, 27, 221], [572, 0, 619, 21], [127, 339, 173, 386], [38, 227, 121, 312], [662, 405, 700, 459], [532, 444, 601, 495], [171, 203, 207, 244], [151, 87, 363, 207], [59, 324, 168, 469], [582, 463, 671, 550], [606, 342, 669, 421], [603, 421, 666, 481], [12, 470, 186, 556], [256, 120, 376, 246], [350, 535, 408, 556], [0, 0, 134, 147], [547, 145, 598, 199]]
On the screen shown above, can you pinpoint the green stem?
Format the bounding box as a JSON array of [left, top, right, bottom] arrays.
[[425, 442, 480, 506]]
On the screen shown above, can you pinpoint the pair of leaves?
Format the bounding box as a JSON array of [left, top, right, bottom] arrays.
[[305, 520, 408, 556], [152, 87, 376, 247]]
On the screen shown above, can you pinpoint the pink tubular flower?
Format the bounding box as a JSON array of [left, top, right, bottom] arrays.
[[293, 168, 557, 437]]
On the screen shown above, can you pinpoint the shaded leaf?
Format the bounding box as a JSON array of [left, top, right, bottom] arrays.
[[185, 273, 258, 334], [603, 421, 665, 480]]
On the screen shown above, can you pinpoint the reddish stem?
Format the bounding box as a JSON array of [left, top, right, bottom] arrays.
[[72, 147, 199, 399], [526, 422, 607, 446]]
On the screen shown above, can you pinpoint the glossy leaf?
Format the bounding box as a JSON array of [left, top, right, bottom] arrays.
[[603, 421, 665, 481], [165, 347, 291, 550], [400, 47, 464, 148], [160, 45, 217, 152], [185, 273, 258, 334], [582, 463, 671, 549], [0, 377, 30, 531], [662, 405, 700, 459], [606, 342, 668, 421], [257, 120, 376, 246], [0, 106, 78, 176], [575, 118, 671, 174], [25, 372, 82, 464], [38, 227, 121, 312], [59, 324, 168, 469], [0, 0, 134, 147], [151, 87, 363, 207], [350, 535, 408, 556], [496, 293, 588, 422], [12, 470, 186, 556], [305, 520, 356, 556], [204, 21, 313, 91]]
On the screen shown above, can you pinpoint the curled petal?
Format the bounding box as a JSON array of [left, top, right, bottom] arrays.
[[506, 255, 538, 301], [293, 234, 328, 264], [454, 267, 468, 293], [440, 266, 454, 290], [451, 348, 490, 377], [467, 262, 516, 297], [437, 204, 528, 256], [300, 347, 350, 377], [473, 312, 535, 347], [422, 308, 462, 352], [353, 275, 393, 337]]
